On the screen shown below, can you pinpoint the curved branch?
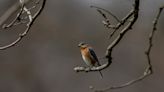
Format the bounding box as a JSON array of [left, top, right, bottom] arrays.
[[109, 9, 134, 37], [145, 5, 164, 75], [2, 0, 25, 29], [0, 0, 47, 50], [93, 3, 163, 92], [74, 0, 139, 74], [74, 59, 112, 72], [0, 0, 32, 26], [90, 5, 134, 38], [91, 5, 120, 23], [93, 73, 150, 92]]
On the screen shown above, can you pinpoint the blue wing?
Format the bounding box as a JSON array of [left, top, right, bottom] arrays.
[[89, 48, 103, 78], [88, 48, 99, 62]]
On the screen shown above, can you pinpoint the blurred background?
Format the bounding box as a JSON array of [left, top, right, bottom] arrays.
[[0, 0, 164, 92]]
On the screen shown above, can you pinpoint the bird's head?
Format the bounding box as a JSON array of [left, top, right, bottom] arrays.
[[78, 42, 89, 49]]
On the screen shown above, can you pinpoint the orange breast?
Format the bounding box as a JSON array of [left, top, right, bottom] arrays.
[[81, 48, 96, 66]]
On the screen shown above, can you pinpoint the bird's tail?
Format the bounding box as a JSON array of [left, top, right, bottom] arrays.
[[99, 70, 103, 79]]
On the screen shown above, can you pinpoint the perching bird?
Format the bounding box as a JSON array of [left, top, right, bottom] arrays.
[[78, 42, 103, 78]]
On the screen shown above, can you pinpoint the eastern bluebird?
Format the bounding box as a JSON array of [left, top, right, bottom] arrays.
[[78, 42, 103, 78]]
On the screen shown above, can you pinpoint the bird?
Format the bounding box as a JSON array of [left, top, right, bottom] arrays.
[[78, 42, 103, 78]]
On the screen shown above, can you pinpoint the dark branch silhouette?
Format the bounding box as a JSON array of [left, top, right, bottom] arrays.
[[90, 6, 134, 38], [92, 4, 163, 92], [91, 6, 121, 23], [74, 0, 139, 75], [74, 0, 163, 92]]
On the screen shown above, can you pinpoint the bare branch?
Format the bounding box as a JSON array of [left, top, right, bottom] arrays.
[[91, 6, 121, 23], [2, 0, 25, 29], [144, 4, 164, 76], [92, 73, 150, 92], [74, 0, 139, 75], [92, 3, 164, 92], [109, 9, 134, 37], [0, 0, 47, 50], [90, 5, 135, 38], [2, 0, 41, 29], [74, 59, 111, 72], [0, 0, 32, 26]]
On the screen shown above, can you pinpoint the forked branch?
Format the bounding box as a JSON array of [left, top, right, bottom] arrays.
[[74, 0, 163, 92], [0, 0, 47, 50], [74, 0, 139, 75], [93, 4, 163, 92]]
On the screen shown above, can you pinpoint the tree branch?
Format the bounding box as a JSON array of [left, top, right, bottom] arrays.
[[0, 0, 32, 26], [90, 5, 135, 38], [91, 6, 121, 23], [92, 3, 163, 92], [109, 9, 134, 37], [0, 0, 47, 50], [74, 0, 139, 75], [2, 0, 25, 29]]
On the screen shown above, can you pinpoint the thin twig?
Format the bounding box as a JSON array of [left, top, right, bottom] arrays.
[[110, 9, 134, 37], [74, 59, 111, 72], [0, 0, 32, 26], [93, 3, 163, 92], [74, 0, 139, 75], [91, 6, 122, 36], [0, 0, 47, 50], [93, 73, 150, 92], [145, 5, 164, 76], [91, 6, 121, 23], [2, 0, 25, 29], [90, 5, 134, 38], [2, 0, 39, 29]]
